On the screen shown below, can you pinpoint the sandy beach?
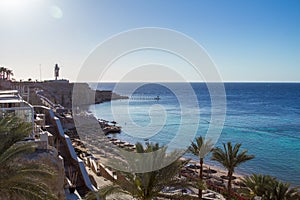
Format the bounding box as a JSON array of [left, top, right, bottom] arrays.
[[181, 158, 246, 188], [73, 135, 246, 190]]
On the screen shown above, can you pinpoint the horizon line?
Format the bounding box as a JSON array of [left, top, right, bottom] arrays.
[[80, 81, 300, 84]]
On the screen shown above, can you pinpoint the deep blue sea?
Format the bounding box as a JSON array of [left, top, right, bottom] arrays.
[[89, 83, 300, 185]]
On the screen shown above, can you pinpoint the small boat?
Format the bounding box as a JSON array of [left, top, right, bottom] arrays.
[[154, 95, 160, 101]]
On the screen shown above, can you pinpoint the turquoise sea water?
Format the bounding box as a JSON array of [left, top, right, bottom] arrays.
[[89, 83, 300, 185]]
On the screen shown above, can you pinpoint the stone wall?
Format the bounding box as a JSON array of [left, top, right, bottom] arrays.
[[9, 81, 127, 109], [17, 148, 65, 199]]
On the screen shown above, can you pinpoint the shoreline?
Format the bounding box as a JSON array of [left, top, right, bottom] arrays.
[[180, 158, 246, 185], [78, 112, 248, 184], [189, 158, 249, 178], [75, 132, 247, 186]]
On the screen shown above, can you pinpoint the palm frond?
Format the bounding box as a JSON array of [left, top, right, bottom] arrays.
[[0, 115, 32, 154], [0, 142, 36, 165], [90, 143, 189, 200], [0, 115, 58, 200], [0, 178, 58, 200], [85, 184, 131, 200]]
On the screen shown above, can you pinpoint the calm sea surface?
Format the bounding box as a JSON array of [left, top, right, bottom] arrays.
[[89, 83, 300, 185]]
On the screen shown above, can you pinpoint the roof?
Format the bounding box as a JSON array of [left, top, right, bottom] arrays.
[[0, 90, 32, 107], [0, 92, 22, 104], [0, 99, 24, 104], [0, 94, 19, 99], [0, 90, 19, 95]]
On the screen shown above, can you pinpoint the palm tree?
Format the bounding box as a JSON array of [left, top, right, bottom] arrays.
[[86, 143, 189, 200], [2, 67, 7, 80], [211, 142, 254, 198], [241, 174, 276, 199], [268, 180, 300, 200], [188, 136, 213, 199], [0, 115, 33, 151], [6, 69, 13, 80], [0, 66, 6, 79], [0, 115, 58, 199], [242, 174, 300, 200]]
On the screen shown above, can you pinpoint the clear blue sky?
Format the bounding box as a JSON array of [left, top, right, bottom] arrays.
[[0, 0, 299, 82]]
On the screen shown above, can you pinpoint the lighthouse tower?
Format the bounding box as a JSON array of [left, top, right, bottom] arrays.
[[54, 64, 60, 80]]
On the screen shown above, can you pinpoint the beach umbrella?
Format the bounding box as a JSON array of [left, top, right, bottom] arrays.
[[203, 169, 217, 174], [221, 175, 237, 180]]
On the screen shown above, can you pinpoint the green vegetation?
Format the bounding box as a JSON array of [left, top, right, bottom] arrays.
[[0, 115, 57, 200], [242, 174, 300, 200], [86, 142, 189, 200], [0, 66, 13, 80], [84, 138, 299, 200], [211, 142, 255, 198], [188, 136, 213, 199]]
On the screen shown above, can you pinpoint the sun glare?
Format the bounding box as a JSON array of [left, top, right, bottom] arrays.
[[0, 0, 27, 9], [0, 0, 39, 15]]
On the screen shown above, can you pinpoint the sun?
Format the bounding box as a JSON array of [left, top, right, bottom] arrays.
[[49, 5, 63, 19]]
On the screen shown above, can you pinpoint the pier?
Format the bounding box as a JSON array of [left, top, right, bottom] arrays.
[[129, 95, 161, 101]]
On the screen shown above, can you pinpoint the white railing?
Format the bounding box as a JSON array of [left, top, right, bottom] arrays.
[[40, 107, 97, 193], [53, 115, 97, 192]]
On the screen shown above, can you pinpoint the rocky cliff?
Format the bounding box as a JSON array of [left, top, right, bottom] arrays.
[[0, 80, 127, 109]]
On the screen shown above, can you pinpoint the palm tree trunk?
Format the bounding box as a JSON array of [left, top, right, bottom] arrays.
[[227, 171, 233, 199], [198, 158, 203, 199]]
